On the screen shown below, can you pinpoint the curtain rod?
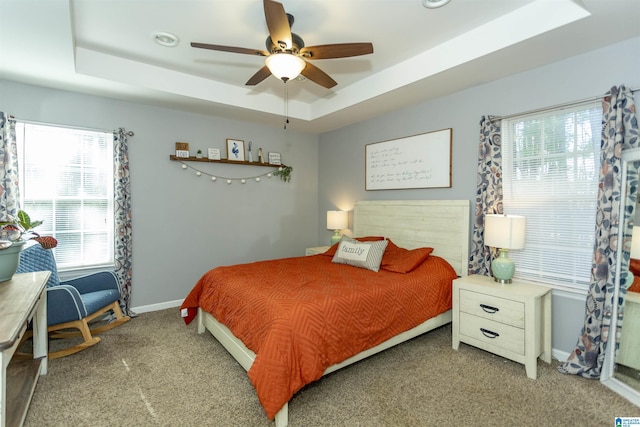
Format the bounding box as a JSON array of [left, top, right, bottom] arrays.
[[9, 116, 133, 135], [490, 87, 639, 122]]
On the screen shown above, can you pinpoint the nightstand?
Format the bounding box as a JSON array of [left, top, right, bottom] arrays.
[[305, 246, 331, 256], [452, 274, 552, 379]]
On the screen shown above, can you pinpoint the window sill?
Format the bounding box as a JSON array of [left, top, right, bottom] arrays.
[[58, 264, 115, 281], [512, 275, 589, 299]]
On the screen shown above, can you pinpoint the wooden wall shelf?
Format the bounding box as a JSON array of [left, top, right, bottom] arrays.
[[169, 155, 287, 168]]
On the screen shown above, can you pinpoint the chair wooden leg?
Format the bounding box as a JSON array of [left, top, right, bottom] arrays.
[[88, 301, 131, 334], [15, 319, 101, 359], [13, 330, 35, 359], [52, 302, 131, 338], [48, 318, 101, 360]]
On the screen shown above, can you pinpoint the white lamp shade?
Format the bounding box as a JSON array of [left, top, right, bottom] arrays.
[[631, 226, 640, 259], [327, 210, 348, 230], [265, 54, 306, 81], [484, 214, 526, 250]]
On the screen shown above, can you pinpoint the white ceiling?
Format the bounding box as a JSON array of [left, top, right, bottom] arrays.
[[1, 0, 639, 133]]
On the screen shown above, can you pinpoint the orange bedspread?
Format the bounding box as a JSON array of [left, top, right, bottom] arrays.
[[181, 254, 456, 420]]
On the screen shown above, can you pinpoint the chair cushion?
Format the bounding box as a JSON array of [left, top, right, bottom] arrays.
[[81, 289, 121, 314]]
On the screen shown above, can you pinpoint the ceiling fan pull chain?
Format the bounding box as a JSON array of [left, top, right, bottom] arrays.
[[284, 80, 289, 130]]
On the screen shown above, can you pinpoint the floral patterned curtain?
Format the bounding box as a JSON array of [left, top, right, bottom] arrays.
[[469, 116, 503, 275], [0, 113, 20, 219], [114, 128, 134, 316], [559, 85, 640, 377]]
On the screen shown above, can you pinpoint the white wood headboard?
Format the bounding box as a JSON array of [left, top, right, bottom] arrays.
[[353, 200, 470, 276]]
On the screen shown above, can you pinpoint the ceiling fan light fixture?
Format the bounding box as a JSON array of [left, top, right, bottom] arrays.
[[153, 32, 179, 47], [422, 0, 451, 8], [265, 53, 305, 81]]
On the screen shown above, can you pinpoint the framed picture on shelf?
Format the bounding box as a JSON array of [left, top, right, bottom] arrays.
[[226, 139, 245, 162], [268, 152, 281, 165], [175, 142, 190, 158], [207, 148, 221, 160]]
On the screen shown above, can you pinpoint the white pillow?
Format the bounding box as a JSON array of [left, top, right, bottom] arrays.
[[331, 236, 388, 272]]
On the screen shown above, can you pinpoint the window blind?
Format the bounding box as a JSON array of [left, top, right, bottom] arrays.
[[501, 101, 601, 289], [16, 123, 114, 271]]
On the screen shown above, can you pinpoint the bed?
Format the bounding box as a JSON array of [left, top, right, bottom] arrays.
[[181, 199, 470, 426]]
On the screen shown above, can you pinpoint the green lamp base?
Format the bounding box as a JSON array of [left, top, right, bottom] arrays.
[[491, 248, 515, 284], [330, 230, 342, 245]]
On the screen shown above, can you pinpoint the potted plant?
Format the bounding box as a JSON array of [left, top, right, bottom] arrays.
[[273, 165, 293, 183], [0, 210, 57, 282]]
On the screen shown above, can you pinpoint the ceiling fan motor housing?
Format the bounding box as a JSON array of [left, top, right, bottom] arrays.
[[266, 33, 305, 54], [266, 14, 304, 53]]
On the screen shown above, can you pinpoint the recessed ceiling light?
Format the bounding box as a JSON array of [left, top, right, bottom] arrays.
[[153, 32, 179, 47], [422, 0, 451, 8]]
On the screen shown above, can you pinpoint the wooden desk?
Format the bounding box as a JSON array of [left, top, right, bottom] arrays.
[[0, 271, 50, 427]]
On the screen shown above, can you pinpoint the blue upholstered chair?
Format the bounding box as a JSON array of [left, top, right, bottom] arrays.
[[17, 242, 130, 359]]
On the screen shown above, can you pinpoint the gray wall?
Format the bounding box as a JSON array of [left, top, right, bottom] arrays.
[[3, 35, 639, 357], [317, 36, 640, 356], [0, 80, 320, 309]]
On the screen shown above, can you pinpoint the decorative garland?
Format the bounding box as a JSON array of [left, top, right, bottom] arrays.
[[177, 161, 293, 184]]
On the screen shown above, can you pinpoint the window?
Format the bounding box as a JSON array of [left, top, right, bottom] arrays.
[[501, 101, 601, 290], [15, 123, 114, 272]]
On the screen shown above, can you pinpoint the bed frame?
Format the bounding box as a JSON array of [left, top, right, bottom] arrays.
[[196, 199, 470, 426]]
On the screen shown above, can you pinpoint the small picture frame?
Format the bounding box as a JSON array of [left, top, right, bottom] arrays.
[[226, 139, 245, 162], [207, 148, 221, 160], [175, 142, 190, 158], [268, 152, 281, 165]]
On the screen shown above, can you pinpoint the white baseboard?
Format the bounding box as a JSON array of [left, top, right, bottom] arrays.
[[552, 348, 570, 362], [131, 299, 184, 314]]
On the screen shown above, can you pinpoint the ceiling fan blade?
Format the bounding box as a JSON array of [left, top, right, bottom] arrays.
[[246, 66, 272, 86], [300, 62, 337, 89], [300, 43, 374, 60], [263, 0, 292, 50], [191, 42, 268, 57]]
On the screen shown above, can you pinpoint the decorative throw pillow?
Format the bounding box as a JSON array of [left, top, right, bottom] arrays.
[[321, 236, 386, 257], [331, 236, 389, 272], [381, 247, 434, 273]]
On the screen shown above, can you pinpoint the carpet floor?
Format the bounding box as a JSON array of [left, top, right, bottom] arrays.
[[23, 308, 640, 426]]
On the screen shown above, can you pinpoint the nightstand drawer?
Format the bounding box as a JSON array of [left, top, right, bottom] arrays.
[[459, 312, 525, 355], [459, 289, 524, 328]]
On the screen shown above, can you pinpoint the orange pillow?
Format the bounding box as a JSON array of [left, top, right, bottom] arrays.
[[383, 238, 403, 254], [381, 247, 434, 273]]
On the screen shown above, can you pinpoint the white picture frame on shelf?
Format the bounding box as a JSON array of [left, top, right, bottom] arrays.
[[268, 152, 281, 165], [226, 139, 245, 162], [207, 148, 221, 160]]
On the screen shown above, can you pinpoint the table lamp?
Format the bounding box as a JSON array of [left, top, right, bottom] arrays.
[[484, 214, 526, 284], [327, 210, 348, 245]]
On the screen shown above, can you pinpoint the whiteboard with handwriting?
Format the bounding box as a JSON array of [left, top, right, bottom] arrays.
[[365, 129, 452, 190]]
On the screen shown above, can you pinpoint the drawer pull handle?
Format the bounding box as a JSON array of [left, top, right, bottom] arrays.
[[480, 328, 500, 339], [480, 303, 499, 314]]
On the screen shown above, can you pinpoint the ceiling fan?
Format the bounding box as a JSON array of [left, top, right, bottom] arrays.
[[191, 0, 374, 89]]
